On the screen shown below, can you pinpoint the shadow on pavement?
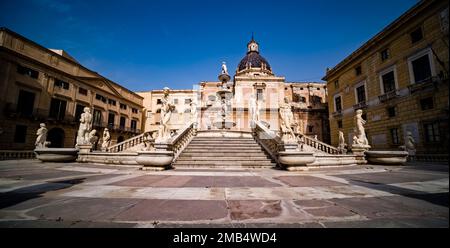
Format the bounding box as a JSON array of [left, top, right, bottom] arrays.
[[0, 178, 85, 209], [348, 179, 449, 207]]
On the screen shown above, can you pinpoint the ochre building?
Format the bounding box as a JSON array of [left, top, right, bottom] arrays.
[[0, 28, 144, 150], [323, 0, 449, 155]]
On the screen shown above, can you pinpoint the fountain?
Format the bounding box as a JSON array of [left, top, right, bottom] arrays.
[[33, 123, 79, 162], [213, 62, 236, 130]]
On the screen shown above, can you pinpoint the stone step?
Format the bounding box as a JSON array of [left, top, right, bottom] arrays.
[[186, 147, 261, 150], [192, 137, 255, 140], [173, 160, 276, 166], [180, 152, 268, 157], [187, 144, 261, 148], [174, 164, 276, 168], [183, 148, 265, 153], [189, 140, 257, 144], [176, 156, 271, 161]]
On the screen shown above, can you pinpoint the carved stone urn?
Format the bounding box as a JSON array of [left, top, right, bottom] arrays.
[[136, 150, 174, 171], [365, 150, 408, 165], [34, 148, 79, 163], [278, 151, 316, 171]]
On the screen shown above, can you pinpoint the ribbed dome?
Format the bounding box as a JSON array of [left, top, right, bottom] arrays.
[[237, 51, 271, 71]]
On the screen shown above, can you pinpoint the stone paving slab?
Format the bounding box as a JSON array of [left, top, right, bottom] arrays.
[[322, 217, 449, 228], [330, 194, 449, 219], [0, 220, 136, 228], [1, 170, 92, 181], [228, 200, 283, 220], [337, 171, 448, 185], [302, 205, 357, 218], [275, 175, 348, 187], [0, 160, 448, 228], [114, 199, 228, 222], [27, 197, 142, 222], [111, 175, 281, 188]]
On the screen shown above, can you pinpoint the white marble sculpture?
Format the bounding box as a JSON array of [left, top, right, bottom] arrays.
[[352, 109, 369, 146], [279, 97, 296, 142], [76, 107, 93, 147], [157, 87, 175, 142], [35, 123, 48, 148], [221, 62, 228, 75], [403, 131, 416, 157], [89, 129, 98, 149], [249, 94, 259, 122], [338, 131, 347, 154], [142, 132, 155, 151], [190, 101, 198, 127], [101, 128, 111, 151], [219, 98, 228, 119]]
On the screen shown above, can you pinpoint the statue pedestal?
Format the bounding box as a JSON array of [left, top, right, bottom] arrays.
[[351, 144, 370, 165], [78, 144, 92, 154], [351, 144, 371, 156], [279, 142, 299, 152]]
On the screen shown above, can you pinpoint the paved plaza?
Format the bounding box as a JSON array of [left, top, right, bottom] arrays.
[[0, 160, 448, 228]]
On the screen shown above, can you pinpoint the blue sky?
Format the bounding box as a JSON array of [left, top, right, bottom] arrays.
[[0, 0, 419, 91]]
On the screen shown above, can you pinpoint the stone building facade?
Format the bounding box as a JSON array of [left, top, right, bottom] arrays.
[[137, 89, 197, 132], [138, 38, 330, 142], [323, 0, 449, 154], [0, 28, 144, 150]]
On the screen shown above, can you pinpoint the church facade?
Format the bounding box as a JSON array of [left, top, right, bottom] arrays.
[[138, 38, 330, 143]]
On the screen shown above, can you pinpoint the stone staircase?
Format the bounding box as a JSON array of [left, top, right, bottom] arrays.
[[173, 136, 277, 168]]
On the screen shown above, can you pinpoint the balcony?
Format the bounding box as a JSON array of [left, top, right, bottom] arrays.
[[378, 90, 399, 103], [408, 76, 442, 95], [3, 103, 48, 121], [331, 110, 342, 118], [100, 123, 141, 134], [353, 101, 368, 110], [53, 86, 72, 98]]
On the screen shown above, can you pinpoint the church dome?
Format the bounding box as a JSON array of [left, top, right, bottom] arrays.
[[237, 52, 272, 71], [236, 37, 272, 73]]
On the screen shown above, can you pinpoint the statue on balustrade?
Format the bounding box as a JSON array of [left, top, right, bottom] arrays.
[[190, 101, 198, 129], [337, 131, 347, 154], [401, 131, 416, 158], [35, 123, 48, 148], [142, 132, 155, 151], [101, 128, 111, 151], [157, 87, 175, 142], [89, 129, 99, 150], [279, 97, 296, 143], [76, 107, 93, 147], [249, 94, 261, 125], [352, 109, 369, 147]]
